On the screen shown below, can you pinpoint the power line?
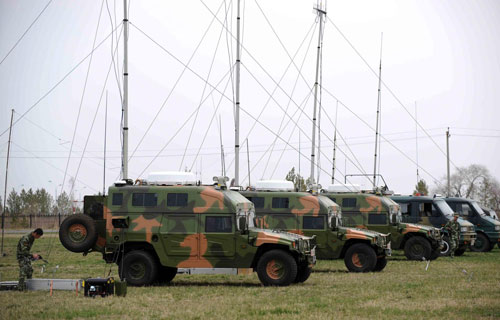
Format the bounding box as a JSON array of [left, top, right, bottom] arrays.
[[0, 0, 53, 66]]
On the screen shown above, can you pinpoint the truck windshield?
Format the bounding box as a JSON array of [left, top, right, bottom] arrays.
[[435, 199, 454, 217], [471, 201, 486, 216]]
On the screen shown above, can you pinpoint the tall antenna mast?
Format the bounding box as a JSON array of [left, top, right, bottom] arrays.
[[331, 101, 338, 184], [234, 0, 242, 186], [122, 0, 129, 180], [415, 101, 420, 184], [310, 1, 326, 184], [219, 115, 225, 176], [446, 128, 451, 197], [103, 91, 108, 195], [373, 32, 383, 189], [1, 109, 14, 256], [246, 139, 251, 188]]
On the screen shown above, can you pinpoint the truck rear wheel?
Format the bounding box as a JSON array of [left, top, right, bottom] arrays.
[[373, 256, 387, 272], [293, 263, 312, 283], [257, 250, 298, 286], [471, 233, 490, 252], [120, 250, 158, 286], [344, 243, 377, 272], [404, 236, 432, 260], [59, 214, 97, 253]]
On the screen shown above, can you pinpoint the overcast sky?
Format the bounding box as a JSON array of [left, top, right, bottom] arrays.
[[1, 0, 499, 201]]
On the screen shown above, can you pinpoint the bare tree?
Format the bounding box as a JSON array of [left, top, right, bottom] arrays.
[[433, 164, 500, 210]]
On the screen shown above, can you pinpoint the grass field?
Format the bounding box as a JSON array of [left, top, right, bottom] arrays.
[[0, 233, 499, 319]]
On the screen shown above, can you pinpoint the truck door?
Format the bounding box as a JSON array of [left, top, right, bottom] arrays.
[[400, 202, 418, 223], [417, 203, 433, 226], [160, 214, 199, 257], [202, 214, 235, 260]]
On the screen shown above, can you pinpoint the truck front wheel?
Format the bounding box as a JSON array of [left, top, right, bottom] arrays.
[[293, 262, 312, 283], [471, 233, 490, 252], [344, 243, 377, 272], [120, 251, 158, 286], [404, 236, 432, 260], [257, 250, 298, 286], [373, 256, 387, 272]]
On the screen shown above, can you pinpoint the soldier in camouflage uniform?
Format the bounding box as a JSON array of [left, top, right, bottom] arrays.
[[444, 213, 460, 258], [17, 228, 43, 291]]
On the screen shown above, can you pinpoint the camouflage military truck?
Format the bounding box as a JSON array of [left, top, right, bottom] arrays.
[[391, 195, 476, 256], [239, 180, 391, 273], [445, 197, 500, 252], [58, 173, 316, 287], [322, 188, 443, 261]]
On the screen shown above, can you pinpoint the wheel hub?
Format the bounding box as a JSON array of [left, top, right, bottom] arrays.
[[68, 224, 87, 242], [266, 259, 284, 280]]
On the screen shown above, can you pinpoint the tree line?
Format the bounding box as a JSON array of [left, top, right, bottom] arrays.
[[0, 188, 80, 217]]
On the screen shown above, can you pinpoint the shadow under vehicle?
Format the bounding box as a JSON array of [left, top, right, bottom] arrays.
[[445, 197, 500, 252], [322, 185, 443, 261], [239, 180, 391, 273], [391, 195, 476, 256], [58, 173, 316, 287]]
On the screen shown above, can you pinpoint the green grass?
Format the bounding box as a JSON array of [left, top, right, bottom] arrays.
[[1, 233, 499, 319]]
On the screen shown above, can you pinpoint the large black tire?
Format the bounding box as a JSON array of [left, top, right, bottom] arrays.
[[404, 236, 432, 260], [157, 266, 177, 284], [120, 251, 158, 286], [293, 263, 312, 283], [440, 236, 451, 256], [471, 233, 490, 252], [373, 256, 387, 272], [430, 248, 440, 260], [257, 250, 298, 286], [344, 243, 377, 272], [59, 214, 97, 253], [454, 248, 466, 256]]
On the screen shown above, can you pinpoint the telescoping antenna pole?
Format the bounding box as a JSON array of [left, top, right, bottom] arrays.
[[122, 0, 129, 180], [1, 109, 14, 256], [331, 101, 338, 184], [310, 1, 326, 184], [234, 0, 242, 187], [373, 33, 383, 189]]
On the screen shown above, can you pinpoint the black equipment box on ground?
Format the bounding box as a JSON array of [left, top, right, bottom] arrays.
[[83, 277, 114, 297]]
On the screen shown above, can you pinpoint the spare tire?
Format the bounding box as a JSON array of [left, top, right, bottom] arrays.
[[59, 214, 97, 252]]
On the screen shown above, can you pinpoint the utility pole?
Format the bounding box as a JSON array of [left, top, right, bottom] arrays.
[[415, 101, 420, 184], [310, 2, 326, 184], [446, 128, 451, 197], [1, 109, 14, 256], [234, 0, 242, 187], [122, 0, 129, 180]]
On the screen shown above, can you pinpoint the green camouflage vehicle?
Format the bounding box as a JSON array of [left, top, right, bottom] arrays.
[[391, 195, 476, 256], [323, 188, 443, 261], [239, 181, 391, 273], [58, 174, 316, 287]]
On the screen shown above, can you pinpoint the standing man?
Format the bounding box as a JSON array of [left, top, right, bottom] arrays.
[[17, 228, 43, 291], [444, 213, 460, 258]]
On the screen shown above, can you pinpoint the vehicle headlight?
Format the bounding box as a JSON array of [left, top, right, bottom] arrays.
[[495, 225, 500, 231], [461, 227, 468, 232]]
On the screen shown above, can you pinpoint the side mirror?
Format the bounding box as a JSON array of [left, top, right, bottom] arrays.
[[238, 216, 247, 232], [391, 214, 397, 225], [331, 217, 337, 230]]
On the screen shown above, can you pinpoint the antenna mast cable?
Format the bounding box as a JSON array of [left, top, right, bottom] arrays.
[[1, 109, 14, 255]]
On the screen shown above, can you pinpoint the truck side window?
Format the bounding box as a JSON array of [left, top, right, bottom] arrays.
[[431, 204, 440, 217], [272, 197, 289, 209], [418, 203, 432, 217], [400, 203, 410, 216], [368, 213, 387, 225], [132, 193, 158, 207], [167, 193, 188, 207], [303, 216, 325, 229], [247, 197, 265, 209], [461, 204, 472, 217], [205, 216, 232, 233], [342, 198, 357, 207], [112, 193, 123, 206]]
